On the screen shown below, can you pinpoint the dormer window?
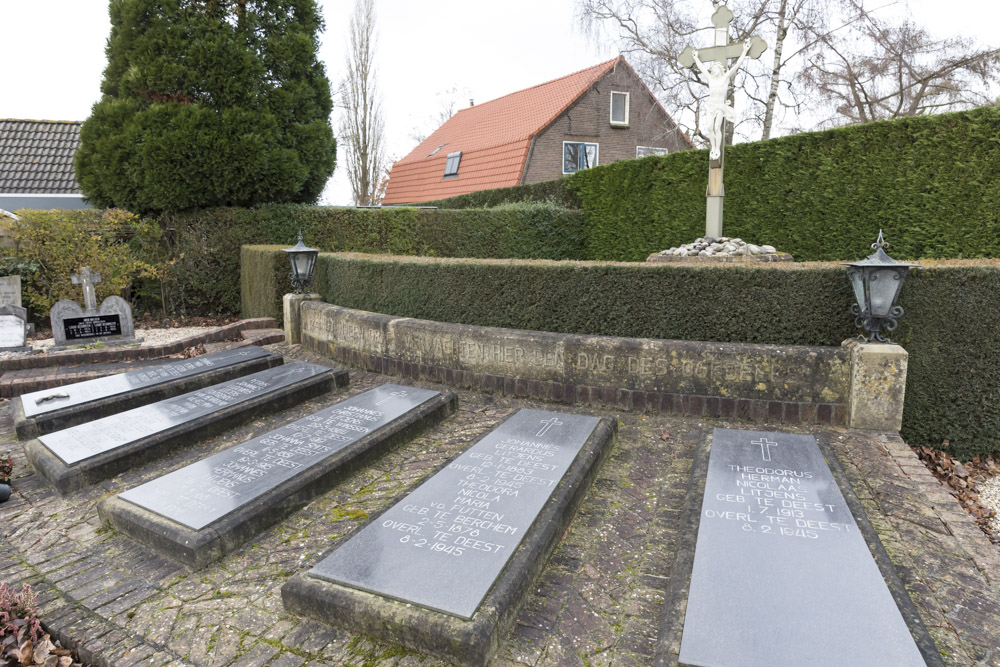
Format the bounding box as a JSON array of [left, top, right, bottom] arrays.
[[610, 91, 629, 126], [444, 151, 462, 177]]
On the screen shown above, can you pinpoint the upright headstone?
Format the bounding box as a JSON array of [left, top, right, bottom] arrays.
[[100, 384, 456, 567], [24, 361, 344, 495], [282, 408, 617, 666], [677, 428, 930, 666], [14, 346, 281, 440], [0, 304, 29, 352], [49, 266, 138, 348], [0, 275, 21, 307], [678, 5, 766, 238]]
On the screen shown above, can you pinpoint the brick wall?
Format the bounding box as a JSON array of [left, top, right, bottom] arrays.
[[522, 63, 690, 184]]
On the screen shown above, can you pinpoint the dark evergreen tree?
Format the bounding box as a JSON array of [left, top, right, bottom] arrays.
[[76, 0, 336, 213]]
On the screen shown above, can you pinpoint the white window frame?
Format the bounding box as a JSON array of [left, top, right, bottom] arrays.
[[443, 151, 462, 177], [636, 146, 670, 158], [610, 91, 630, 126], [562, 141, 599, 174]]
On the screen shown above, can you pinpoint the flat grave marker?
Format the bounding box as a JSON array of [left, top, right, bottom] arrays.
[[25, 361, 343, 495], [677, 428, 929, 667], [15, 346, 280, 439], [282, 408, 616, 666], [100, 384, 456, 567]]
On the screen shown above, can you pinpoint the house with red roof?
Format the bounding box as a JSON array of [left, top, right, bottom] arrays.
[[381, 56, 692, 205], [0, 119, 91, 210]]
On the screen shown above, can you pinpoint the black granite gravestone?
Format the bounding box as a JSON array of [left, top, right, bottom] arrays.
[[25, 362, 342, 495], [99, 384, 456, 567], [14, 346, 281, 439], [282, 408, 617, 666], [678, 428, 927, 667]]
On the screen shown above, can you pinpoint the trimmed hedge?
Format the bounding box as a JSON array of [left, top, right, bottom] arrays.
[[166, 201, 584, 313], [425, 107, 1000, 263], [240, 249, 1000, 459], [418, 178, 579, 210]]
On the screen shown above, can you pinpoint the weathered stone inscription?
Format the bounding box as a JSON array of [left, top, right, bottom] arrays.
[[308, 408, 601, 620], [118, 384, 441, 530], [38, 362, 330, 466], [21, 346, 272, 418], [679, 428, 925, 666]]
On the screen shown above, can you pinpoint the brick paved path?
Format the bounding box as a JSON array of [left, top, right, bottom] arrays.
[[1, 344, 998, 666]]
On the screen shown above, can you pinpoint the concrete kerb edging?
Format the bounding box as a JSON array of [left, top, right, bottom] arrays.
[[294, 300, 908, 431]]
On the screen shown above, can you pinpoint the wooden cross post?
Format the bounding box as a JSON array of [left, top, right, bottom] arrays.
[[70, 266, 102, 313], [679, 5, 766, 239]]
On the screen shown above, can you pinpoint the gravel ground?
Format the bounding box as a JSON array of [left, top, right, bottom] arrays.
[[980, 476, 1000, 533], [24, 326, 219, 352]]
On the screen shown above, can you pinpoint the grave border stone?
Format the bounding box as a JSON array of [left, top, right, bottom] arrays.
[[98, 387, 458, 568], [282, 412, 617, 667], [24, 362, 347, 495], [13, 347, 282, 440], [653, 427, 942, 667]]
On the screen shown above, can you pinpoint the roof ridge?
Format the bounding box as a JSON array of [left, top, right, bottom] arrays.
[[0, 119, 83, 125], [454, 56, 620, 115]]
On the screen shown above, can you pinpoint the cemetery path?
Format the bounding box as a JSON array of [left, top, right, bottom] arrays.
[[1, 343, 998, 666]]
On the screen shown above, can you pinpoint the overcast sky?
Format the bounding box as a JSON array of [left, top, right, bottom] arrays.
[[2, 0, 997, 206]]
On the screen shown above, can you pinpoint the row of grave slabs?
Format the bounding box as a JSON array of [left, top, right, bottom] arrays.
[[13, 344, 939, 666]]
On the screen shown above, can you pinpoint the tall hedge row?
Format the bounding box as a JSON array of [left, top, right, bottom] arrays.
[[241, 249, 1000, 459], [424, 107, 1000, 263]]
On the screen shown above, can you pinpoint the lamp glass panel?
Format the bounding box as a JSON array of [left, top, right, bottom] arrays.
[[868, 268, 900, 316], [847, 269, 866, 311]]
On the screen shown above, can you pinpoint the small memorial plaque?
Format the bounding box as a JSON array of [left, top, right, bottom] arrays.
[[21, 346, 273, 419], [678, 428, 926, 667], [64, 314, 122, 340], [308, 408, 602, 620], [38, 362, 331, 466], [120, 384, 442, 530]]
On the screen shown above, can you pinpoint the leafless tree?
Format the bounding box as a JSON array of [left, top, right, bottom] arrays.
[[409, 86, 470, 145], [803, 5, 1000, 126], [578, 0, 838, 145], [340, 0, 387, 206]]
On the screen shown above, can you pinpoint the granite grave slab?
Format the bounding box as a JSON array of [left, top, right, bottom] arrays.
[[25, 361, 344, 495], [677, 428, 930, 667], [282, 408, 616, 666], [14, 346, 281, 440], [99, 384, 457, 568]]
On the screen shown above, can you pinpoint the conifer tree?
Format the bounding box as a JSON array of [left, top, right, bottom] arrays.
[[75, 0, 336, 213]]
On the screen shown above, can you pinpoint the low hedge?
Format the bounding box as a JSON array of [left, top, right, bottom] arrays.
[[241, 249, 1000, 459], [418, 178, 579, 210]]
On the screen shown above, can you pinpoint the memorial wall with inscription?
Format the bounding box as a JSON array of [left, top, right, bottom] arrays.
[[100, 384, 455, 567], [300, 302, 852, 424]]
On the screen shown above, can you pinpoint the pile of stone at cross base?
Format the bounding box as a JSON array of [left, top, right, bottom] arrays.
[[656, 236, 780, 258]]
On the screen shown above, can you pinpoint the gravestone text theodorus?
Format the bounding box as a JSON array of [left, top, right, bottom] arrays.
[[49, 266, 138, 348], [309, 408, 601, 619], [0, 304, 28, 350], [14, 346, 279, 439], [678, 428, 927, 667], [282, 408, 615, 665], [25, 362, 339, 494], [102, 384, 455, 567]]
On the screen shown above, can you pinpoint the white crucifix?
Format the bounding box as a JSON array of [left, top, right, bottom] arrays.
[[375, 390, 408, 406], [70, 266, 102, 313], [750, 437, 778, 462], [678, 5, 766, 239], [536, 417, 563, 437]]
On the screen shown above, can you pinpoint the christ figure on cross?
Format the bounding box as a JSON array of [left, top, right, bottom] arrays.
[[692, 39, 752, 161]]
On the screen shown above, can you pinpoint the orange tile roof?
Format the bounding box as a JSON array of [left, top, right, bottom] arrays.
[[382, 57, 621, 204]]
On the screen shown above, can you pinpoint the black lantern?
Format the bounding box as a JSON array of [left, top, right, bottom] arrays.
[[843, 230, 919, 343], [283, 231, 319, 294]]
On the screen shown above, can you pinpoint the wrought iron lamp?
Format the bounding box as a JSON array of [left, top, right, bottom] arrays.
[[843, 230, 919, 343], [283, 231, 319, 294]]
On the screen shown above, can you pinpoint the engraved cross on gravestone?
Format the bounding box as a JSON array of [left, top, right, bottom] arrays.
[[537, 417, 563, 437], [376, 390, 408, 406], [750, 436, 778, 462], [678, 5, 766, 238], [70, 267, 101, 313]]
